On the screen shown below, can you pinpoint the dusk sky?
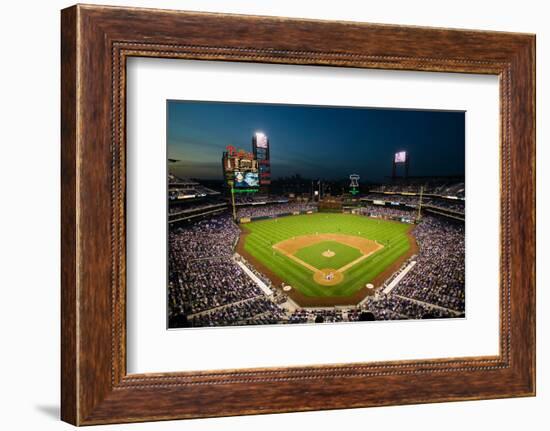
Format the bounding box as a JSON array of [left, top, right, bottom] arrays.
[[167, 100, 465, 183]]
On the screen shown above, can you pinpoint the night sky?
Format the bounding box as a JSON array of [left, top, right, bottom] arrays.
[[167, 100, 465, 183]]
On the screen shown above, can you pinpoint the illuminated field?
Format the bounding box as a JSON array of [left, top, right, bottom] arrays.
[[240, 213, 414, 299], [295, 241, 362, 270]]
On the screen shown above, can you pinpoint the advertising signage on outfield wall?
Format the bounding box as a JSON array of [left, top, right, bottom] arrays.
[[232, 188, 258, 194]]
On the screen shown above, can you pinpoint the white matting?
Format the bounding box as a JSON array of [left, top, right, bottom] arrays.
[[126, 58, 500, 373]]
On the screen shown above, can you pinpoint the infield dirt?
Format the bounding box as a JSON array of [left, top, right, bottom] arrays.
[[273, 233, 383, 286]]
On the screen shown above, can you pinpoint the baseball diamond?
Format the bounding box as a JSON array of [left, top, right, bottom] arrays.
[[237, 213, 417, 305]]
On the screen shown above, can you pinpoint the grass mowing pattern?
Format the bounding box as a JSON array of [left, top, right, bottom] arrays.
[[242, 213, 412, 297], [294, 240, 362, 270]]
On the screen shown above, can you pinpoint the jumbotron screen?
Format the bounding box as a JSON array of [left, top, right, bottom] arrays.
[[234, 171, 259, 188], [394, 151, 407, 163]]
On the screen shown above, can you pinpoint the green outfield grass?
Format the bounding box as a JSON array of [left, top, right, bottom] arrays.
[[294, 240, 362, 270], [241, 213, 413, 297]]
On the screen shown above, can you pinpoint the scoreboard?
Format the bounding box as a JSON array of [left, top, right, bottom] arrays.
[[222, 145, 259, 193]]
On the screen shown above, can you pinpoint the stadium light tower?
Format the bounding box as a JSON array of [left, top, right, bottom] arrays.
[[392, 150, 409, 179], [252, 132, 271, 194]]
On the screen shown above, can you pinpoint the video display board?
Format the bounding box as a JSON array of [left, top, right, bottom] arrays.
[[234, 171, 259, 188]]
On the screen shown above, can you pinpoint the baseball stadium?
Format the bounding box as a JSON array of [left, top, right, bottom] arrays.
[[167, 101, 465, 328]]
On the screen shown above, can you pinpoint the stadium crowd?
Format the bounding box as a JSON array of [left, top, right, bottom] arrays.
[[170, 259, 263, 315], [187, 296, 286, 327], [168, 200, 227, 215], [354, 204, 416, 219], [234, 194, 288, 205], [236, 202, 317, 219], [169, 215, 239, 262], [392, 216, 465, 312], [288, 309, 344, 324], [169, 209, 465, 327], [424, 200, 464, 214], [369, 180, 465, 198], [362, 193, 465, 214], [362, 294, 455, 319]]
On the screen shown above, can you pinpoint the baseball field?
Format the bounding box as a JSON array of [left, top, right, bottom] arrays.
[[239, 213, 415, 302]]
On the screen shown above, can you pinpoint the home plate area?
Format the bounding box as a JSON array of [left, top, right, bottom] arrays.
[[273, 233, 383, 287], [313, 268, 344, 286]]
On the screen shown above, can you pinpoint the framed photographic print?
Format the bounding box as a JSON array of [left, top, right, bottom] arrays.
[[165, 100, 465, 328], [61, 4, 536, 425]]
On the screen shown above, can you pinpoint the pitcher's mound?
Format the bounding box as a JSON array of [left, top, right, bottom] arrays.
[[322, 249, 336, 258], [313, 268, 344, 286]]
